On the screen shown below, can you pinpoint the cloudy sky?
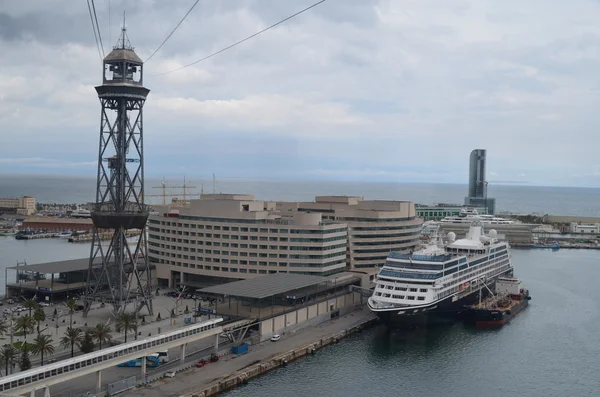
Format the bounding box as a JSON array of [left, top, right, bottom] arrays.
[[1, 0, 600, 187]]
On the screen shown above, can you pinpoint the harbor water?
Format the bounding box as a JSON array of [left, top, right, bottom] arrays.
[[225, 249, 600, 397]]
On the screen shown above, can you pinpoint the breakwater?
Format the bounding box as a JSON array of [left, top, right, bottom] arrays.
[[181, 313, 377, 397]]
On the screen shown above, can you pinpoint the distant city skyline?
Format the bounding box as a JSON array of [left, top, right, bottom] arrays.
[[2, 1, 600, 188]]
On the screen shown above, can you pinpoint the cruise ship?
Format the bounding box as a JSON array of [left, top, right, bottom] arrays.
[[368, 223, 513, 329]]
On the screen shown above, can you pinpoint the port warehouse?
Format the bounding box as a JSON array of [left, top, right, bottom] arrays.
[[20, 217, 97, 232], [4, 258, 156, 302], [0, 318, 223, 395], [197, 272, 366, 342]]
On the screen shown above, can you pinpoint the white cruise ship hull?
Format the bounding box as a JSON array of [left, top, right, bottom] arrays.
[[369, 268, 512, 329]]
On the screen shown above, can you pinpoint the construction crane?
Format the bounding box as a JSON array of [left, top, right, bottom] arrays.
[[145, 177, 201, 205]]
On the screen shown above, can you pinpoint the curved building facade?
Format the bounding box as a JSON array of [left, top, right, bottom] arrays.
[[278, 196, 423, 280], [147, 194, 348, 289]]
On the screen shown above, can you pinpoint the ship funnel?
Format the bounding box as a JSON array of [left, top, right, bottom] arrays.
[[468, 225, 483, 240]]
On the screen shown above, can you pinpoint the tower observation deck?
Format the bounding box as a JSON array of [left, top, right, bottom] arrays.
[[83, 26, 153, 316]]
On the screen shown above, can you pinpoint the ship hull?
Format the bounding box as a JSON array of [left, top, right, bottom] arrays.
[[463, 295, 529, 328], [371, 289, 487, 330]]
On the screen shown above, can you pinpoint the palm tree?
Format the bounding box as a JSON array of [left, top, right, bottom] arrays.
[[115, 312, 137, 343], [33, 308, 46, 336], [0, 345, 17, 376], [30, 334, 54, 366], [90, 323, 112, 350], [0, 321, 8, 337], [15, 315, 35, 343], [65, 299, 77, 328], [60, 327, 83, 358], [23, 299, 39, 317]]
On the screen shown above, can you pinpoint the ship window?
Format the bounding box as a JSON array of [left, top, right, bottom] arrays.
[[407, 296, 415, 300], [396, 287, 407, 291], [399, 295, 405, 299], [375, 293, 382, 297], [419, 288, 427, 293], [409, 288, 417, 292], [383, 294, 391, 298], [387, 286, 393, 290], [417, 297, 425, 301], [392, 295, 400, 299]]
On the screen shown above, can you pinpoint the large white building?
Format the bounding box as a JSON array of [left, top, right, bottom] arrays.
[[147, 194, 422, 289], [570, 222, 600, 234], [0, 196, 36, 216]]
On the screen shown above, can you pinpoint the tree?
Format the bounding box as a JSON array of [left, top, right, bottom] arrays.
[[66, 299, 77, 328], [170, 308, 176, 325], [0, 345, 17, 376], [15, 316, 35, 342], [20, 347, 31, 371], [115, 312, 137, 343], [0, 321, 8, 337], [60, 327, 83, 358], [30, 334, 54, 366], [90, 323, 112, 350], [33, 308, 46, 336], [23, 299, 39, 317], [78, 331, 94, 354]]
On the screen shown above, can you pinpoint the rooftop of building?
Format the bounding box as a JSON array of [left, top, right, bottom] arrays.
[[199, 193, 255, 201], [6, 258, 94, 274], [22, 218, 93, 224], [197, 272, 360, 300]]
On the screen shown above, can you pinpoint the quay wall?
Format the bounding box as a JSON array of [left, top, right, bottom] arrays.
[[181, 308, 377, 397], [257, 292, 360, 342]]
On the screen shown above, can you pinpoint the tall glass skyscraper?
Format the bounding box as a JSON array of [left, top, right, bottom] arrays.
[[468, 149, 487, 198], [464, 149, 496, 214]]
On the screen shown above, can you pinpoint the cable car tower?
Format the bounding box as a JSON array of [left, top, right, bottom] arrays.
[[83, 25, 153, 316]]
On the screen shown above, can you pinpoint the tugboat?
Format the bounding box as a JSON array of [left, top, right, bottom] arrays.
[[462, 277, 531, 328]]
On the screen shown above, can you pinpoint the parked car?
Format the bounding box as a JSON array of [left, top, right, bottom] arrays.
[[195, 359, 208, 368], [164, 371, 176, 378], [270, 334, 281, 342]]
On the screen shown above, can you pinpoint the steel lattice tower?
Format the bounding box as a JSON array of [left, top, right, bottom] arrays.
[[83, 27, 153, 316]]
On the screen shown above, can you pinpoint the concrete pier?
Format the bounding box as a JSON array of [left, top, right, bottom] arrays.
[[126, 307, 377, 397]]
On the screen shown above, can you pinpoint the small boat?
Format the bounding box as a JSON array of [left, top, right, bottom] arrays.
[[463, 277, 531, 328], [0, 229, 18, 236], [53, 231, 73, 238], [531, 242, 559, 249]]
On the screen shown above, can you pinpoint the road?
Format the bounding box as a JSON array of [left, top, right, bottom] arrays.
[[37, 332, 230, 397], [125, 308, 373, 397]]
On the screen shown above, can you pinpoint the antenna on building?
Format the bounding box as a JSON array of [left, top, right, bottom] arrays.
[[212, 173, 216, 194]]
